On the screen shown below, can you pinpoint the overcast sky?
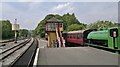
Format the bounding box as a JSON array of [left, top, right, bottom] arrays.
[[1, 1, 119, 30]]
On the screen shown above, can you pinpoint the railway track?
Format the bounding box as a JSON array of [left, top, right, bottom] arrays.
[[0, 38, 29, 44], [0, 38, 36, 66], [9, 38, 38, 67], [0, 39, 14, 43], [0, 39, 31, 61], [0, 38, 28, 48]]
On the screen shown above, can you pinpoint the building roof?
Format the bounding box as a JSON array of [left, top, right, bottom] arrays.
[[46, 17, 63, 23]]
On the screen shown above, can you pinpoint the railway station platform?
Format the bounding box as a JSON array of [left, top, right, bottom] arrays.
[[36, 39, 118, 66]]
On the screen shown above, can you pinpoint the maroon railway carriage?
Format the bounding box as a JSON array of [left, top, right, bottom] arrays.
[[62, 30, 95, 46]]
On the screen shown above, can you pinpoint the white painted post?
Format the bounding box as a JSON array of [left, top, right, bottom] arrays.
[[15, 30, 17, 43], [12, 19, 20, 43]]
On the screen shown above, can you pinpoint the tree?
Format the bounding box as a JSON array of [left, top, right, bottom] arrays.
[[35, 13, 86, 38], [87, 21, 117, 29], [19, 29, 28, 37], [67, 24, 85, 31], [1, 20, 14, 39]]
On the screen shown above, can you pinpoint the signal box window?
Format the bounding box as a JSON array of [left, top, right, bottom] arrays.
[[48, 24, 51, 30], [60, 23, 62, 27], [53, 23, 55, 30], [55, 23, 58, 28]]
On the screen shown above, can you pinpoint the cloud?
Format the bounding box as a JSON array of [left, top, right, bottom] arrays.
[[49, 2, 74, 14], [74, 2, 118, 24], [27, 2, 43, 11], [1, 2, 118, 30]]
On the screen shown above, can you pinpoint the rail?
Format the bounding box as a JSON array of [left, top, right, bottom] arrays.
[[10, 38, 38, 67], [0, 39, 31, 61]]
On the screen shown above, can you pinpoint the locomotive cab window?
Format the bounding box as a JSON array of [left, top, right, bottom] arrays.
[[110, 28, 118, 38]]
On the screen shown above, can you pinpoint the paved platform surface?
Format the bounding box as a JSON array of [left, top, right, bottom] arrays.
[[37, 39, 118, 65]]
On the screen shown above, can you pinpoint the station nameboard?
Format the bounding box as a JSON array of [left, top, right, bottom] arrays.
[[12, 24, 20, 30]]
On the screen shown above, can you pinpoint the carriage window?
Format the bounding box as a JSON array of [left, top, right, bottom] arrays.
[[80, 34, 83, 38], [77, 33, 80, 39], [67, 35, 69, 38], [73, 34, 76, 39], [75, 34, 77, 39], [70, 34, 72, 38], [75, 34, 78, 39]]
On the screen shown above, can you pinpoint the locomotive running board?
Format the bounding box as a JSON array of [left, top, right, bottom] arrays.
[[85, 43, 120, 54]]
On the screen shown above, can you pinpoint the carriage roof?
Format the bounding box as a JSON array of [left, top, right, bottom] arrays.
[[67, 30, 85, 34]]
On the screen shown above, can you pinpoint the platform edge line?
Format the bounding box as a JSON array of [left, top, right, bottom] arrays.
[[33, 48, 39, 67]]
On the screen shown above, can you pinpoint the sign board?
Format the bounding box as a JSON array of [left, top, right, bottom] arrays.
[[12, 24, 20, 30]]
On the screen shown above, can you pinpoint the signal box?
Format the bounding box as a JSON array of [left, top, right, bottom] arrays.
[[45, 17, 63, 47]]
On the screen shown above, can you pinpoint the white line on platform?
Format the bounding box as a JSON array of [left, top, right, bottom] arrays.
[[33, 48, 39, 67]]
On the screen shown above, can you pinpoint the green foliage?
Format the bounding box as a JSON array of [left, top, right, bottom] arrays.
[[0, 20, 14, 39], [1, 20, 30, 39], [87, 21, 117, 29], [67, 24, 86, 31], [35, 13, 117, 38], [35, 13, 86, 37], [30, 30, 36, 37], [19, 29, 28, 37]]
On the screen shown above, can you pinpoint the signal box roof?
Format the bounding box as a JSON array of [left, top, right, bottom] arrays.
[[46, 17, 63, 23]]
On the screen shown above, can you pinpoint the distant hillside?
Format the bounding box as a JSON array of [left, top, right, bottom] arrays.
[[35, 13, 87, 37]]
